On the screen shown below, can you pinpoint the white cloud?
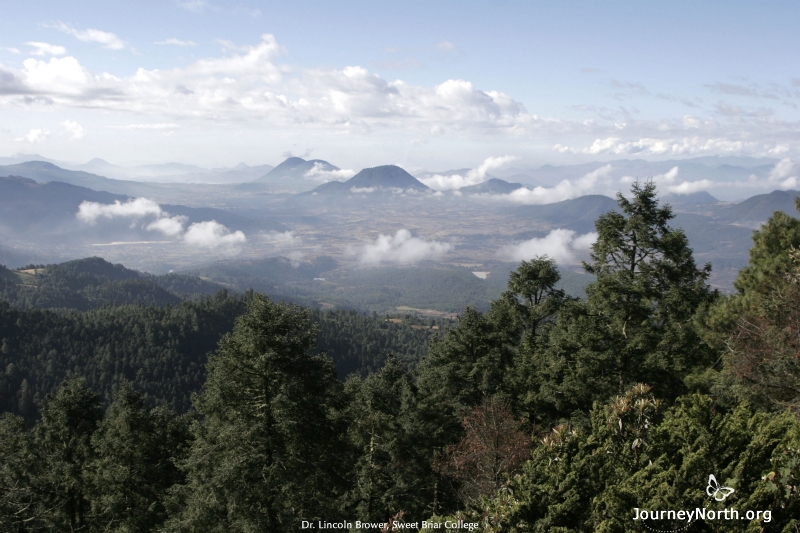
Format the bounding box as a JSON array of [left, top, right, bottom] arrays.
[[155, 38, 197, 46], [15, 128, 49, 143], [498, 229, 598, 265], [112, 123, 180, 130], [77, 198, 162, 223], [303, 162, 356, 182], [555, 136, 787, 157], [768, 157, 796, 181], [261, 230, 300, 246], [146, 215, 187, 236], [53, 22, 125, 50], [76, 198, 247, 247], [357, 229, 452, 265], [498, 164, 613, 205], [60, 120, 86, 139], [25, 42, 66, 56], [183, 220, 246, 247], [0, 34, 529, 133], [418, 155, 517, 191]]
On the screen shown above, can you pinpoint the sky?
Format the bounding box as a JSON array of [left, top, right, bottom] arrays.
[[1, 0, 799, 170]]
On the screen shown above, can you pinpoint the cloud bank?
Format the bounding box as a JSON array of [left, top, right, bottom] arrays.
[[357, 229, 452, 265], [498, 229, 598, 265], [418, 155, 517, 191], [76, 198, 246, 248], [498, 164, 613, 204]]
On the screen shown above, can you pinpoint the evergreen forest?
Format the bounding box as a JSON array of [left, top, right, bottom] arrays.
[[1, 182, 799, 532]]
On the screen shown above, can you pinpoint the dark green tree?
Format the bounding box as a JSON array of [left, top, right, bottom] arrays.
[[345, 357, 441, 521], [506, 256, 565, 339], [34, 378, 103, 532], [88, 383, 190, 532], [530, 182, 716, 421], [0, 413, 41, 532], [167, 294, 348, 532]]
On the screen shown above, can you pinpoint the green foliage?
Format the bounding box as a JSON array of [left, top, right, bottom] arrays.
[[168, 294, 349, 532], [473, 390, 800, 532], [88, 383, 190, 532], [0, 292, 248, 422], [529, 182, 717, 422], [33, 378, 103, 531], [345, 357, 443, 521]]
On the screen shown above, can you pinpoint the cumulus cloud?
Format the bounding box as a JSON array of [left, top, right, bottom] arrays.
[[15, 128, 49, 143], [498, 164, 613, 205], [554, 136, 787, 157], [183, 221, 246, 247], [261, 230, 300, 246], [303, 162, 356, 182], [76, 198, 246, 248], [357, 229, 452, 265], [146, 215, 187, 236], [77, 198, 162, 223], [653, 158, 799, 196], [497, 229, 598, 265], [418, 155, 517, 191], [53, 22, 125, 50], [0, 34, 529, 134], [25, 42, 66, 56], [111, 123, 180, 130], [155, 38, 197, 46], [61, 120, 86, 139]]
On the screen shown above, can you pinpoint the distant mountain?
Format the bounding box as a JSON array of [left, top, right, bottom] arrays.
[[0, 175, 126, 234], [715, 190, 800, 223], [306, 165, 430, 196], [348, 165, 429, 190], [0, 161, 131, 191], [514, 194, 618, 233], [0, 257, 180, 310], [0, 175, 285, 239], [241, 157, 340, 192], [661, 191, 719, 206], [459, 178, 524, 195]]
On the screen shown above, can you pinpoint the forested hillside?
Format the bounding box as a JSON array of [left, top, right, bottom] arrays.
[[1, 182, 799, 532]]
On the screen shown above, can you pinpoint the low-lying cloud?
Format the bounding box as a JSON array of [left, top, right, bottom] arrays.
[[498, 229, 598, 265], [303, 162, 356, 182], [77, 198, 162, 222], [631, 158, 799, 196], [183, 221, 246, 247], [76, 197, 246, 248], [498, 164, 613, 205], [357, 229, 452, 265], [419, 155, 517, 191]]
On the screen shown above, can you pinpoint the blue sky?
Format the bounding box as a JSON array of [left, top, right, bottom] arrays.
[[1, 0, 798, 170]]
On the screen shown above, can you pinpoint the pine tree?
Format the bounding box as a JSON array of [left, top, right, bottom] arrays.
[[345, 357, 439, 521], [532, 182, 716, 421], [167, 294, 348, 532], [88, 382, 190, 532], [34, 378, 103, 532]]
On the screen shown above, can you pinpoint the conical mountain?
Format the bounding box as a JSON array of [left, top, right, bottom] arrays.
[[307, 165, 429, 195], [252, 157, 339, 183]]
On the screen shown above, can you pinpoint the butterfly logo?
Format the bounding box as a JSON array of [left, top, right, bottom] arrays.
[[706, 474, 735, 501]]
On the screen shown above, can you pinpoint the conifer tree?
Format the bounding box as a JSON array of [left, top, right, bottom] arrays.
[[88, 382, 189, 532], [167, 294, 348, 532], [532, 182, 716, 421], [34, 378, 103, 532], [345, 357, 440, 521]]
